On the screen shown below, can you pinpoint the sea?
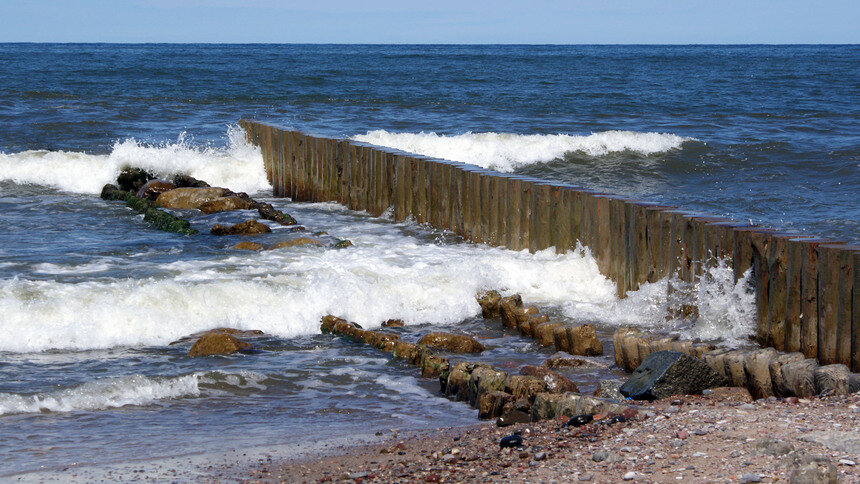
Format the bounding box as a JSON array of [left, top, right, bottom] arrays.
[[0, 44, 857, 477]]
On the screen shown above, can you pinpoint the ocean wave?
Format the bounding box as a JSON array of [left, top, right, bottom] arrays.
[[351, 130, 696, 172], [0, 373, 201, 415], [0, 125, 268, 195]]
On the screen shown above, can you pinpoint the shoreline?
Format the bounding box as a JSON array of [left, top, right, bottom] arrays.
[[244, 393, 859, 483]]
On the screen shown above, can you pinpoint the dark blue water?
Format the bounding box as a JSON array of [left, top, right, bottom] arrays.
[[0, 44, 856, 477]]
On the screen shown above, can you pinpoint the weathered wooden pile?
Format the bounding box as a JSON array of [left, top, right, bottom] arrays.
[[320, 315, 634, 423], [241, 120, 858, 373], [613, 328, 860, 400]]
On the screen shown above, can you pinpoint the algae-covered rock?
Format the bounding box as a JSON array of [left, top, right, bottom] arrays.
[[172, 174, 211, 188], [479, 391, 512, 419], [211, 220, 271, 236], [188, 331, 253, 357], [256, 202, 297, 225], [417, 332, 485, 353], [520, 365, 579, 394], [334, 239, 353, 248]]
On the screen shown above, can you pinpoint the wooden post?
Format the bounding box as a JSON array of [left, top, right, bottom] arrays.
[[505, 176, 523, 250], [480, 171, 493, 245], [554, 186, 573, 254], [520, 179, 534, 251], [785, 237, 823, 354], [643, 206, 675, 283], [749, 229, 776, 347], [818, 244, 857, 366]]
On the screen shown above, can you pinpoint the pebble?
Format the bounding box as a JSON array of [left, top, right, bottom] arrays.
[[739, 473, 761, 483], [441, 454, 457, 463], [348, 471, 369, 479], [839, 459, 856, 466], [665, 405, 680, 414], [622, 471, 637, 480], [739, 404, 756, 411], [534, 451, 546, 461], [500, 435, 523, 448], [578, 473, 593, 481], [676, 430, 689, 439]]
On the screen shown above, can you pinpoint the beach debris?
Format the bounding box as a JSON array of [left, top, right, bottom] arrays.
[[499, 434, 523, 448], [620, 350, 726, 401], [188, 331, 253, 357], [211, 219, 271, 235], [564, 414, 593, 428], [417, 332, 486, 353]]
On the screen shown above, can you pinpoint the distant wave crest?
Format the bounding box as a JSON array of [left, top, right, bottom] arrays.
[[352, 130, 696, 171]]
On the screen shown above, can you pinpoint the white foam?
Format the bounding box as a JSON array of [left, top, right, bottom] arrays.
[[352, 130, 695, 172], [0, 373, 201, 415], [0, 125, 268, 195]]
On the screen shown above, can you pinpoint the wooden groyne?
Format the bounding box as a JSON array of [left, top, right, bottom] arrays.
[[240, 120, 858, 372]]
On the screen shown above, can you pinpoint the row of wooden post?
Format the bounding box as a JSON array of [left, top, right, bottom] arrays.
[[241, 120, 858, 372]]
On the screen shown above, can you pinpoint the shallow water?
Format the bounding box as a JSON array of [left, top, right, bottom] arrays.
[[0, 44, 855, 475]]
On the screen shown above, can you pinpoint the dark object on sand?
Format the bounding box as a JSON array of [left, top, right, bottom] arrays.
[[499, 434, 523, 448], [565, 414, 593, 428]]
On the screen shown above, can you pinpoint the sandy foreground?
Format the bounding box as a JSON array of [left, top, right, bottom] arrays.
[[240, 392, 860, 484]]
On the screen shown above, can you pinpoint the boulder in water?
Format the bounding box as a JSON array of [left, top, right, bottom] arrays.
[[267, 237, 324, 249], [155, 187, 228, 209], [188, 331, 253, 357], [566, 324, 603, 356], [199, 196, 253, 214], [232, 241, 264, 251], [117, 167, 154, 192], [619, 350, 726, 401], [211, 220, 271, 235], [519, 365, 579, 393], [476, 290, 502, 318], [417, 332, 485, 353], [136, 179, 176, 201], [172, 174, 210, 188]]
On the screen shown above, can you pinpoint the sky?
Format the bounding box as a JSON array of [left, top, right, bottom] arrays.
[[0, 0, 857, 44]]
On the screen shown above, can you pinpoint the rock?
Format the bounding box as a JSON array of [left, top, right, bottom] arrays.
[[849, 374, 860, 394], [553, 326, 570, 352], [334, 239, 353, 248], [444, 361, 474, 400], [592, 450, 620, 463], [543, 353, 609, 369], [813, 364, 850, 395], [518, 314, 547, 337], [211, 220, 271, 236], [519, 365, 579, 393], [566, 324, 603, 356], [231, 241, 264, 251], [468, 367, 507, 406], [172, 174, 210, 188], [417, 332, 485, 353], [476, 290, 502, 318], [267, 237, 324, 249], [613, 327, 641, 372], [499, 434, 523, 448], [798, 431, 860, 454], [496, 410, 531, 427], [787, 453, 838, 484], [170, 327, 265, 345], [255, 202, 297, 226], [504, 375, 548, 405], [534, 451, 546, 461], [441, 453, 457, 464], [420, 353, 449, 379], [622, 472, 637, 481], [739, 473, 762, 483], [723, 349, 750, 388], [782, 358, 818, 398], [381, 319, 404, 328], [769, 352, 806, 397], [478, 390, 512, 419], [753, 436, 795, 456], [198, 196, 253, 214], [188, 331, 253, 357], [744, 348, 778, 400], [116, 167, 154, 192], [136, 179, 176, 200], [155, 187, 228, 209], [499, 294, 523, 328], [619, 350, 727, 401], [593, 380, 623, 401], [704, 386, 753, 403]]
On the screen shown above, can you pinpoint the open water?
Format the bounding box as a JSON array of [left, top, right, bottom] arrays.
[[0, 44, 856, 476]]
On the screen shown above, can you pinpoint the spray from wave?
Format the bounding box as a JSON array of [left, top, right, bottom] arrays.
[[0, 125, 267, 195], [351, 130, 696, 172]]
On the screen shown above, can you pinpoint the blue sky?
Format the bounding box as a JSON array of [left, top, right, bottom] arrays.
[[1, 0, 857, 44]]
